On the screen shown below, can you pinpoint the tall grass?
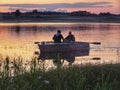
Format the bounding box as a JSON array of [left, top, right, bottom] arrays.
[[0, 56, 120, 90]]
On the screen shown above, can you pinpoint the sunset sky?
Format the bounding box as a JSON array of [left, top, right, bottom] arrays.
[[0, 0, 119, 14]]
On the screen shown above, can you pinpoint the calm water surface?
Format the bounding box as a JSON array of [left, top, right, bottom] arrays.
[[0, 23, 120, 67]]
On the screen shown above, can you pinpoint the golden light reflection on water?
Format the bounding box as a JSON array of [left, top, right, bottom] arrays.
[[0, 23, 120, 67]]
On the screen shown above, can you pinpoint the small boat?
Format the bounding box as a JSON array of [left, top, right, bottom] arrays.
[[37, 41, 90, 52]]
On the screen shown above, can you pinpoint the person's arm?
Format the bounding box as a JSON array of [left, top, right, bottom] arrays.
[[72, 35, 75, 41], [53, 35, 56, 40], [61, 35, 64, 41]]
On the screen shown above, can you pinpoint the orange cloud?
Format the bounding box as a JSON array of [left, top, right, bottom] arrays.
[[0, 1, 119, 14], [0, 6, 9, 12]]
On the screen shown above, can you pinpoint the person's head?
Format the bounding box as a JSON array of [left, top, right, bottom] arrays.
[[69, 31, 72, 35], [57, 30, 61, 33]]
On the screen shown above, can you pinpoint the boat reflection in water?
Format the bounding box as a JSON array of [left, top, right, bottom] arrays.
[[37, 49, 90, 66]]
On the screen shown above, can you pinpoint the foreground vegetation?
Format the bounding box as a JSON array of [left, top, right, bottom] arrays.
[[0, 56, 120, 90]]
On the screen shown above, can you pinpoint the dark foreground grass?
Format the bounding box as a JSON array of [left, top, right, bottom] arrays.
[[0, 57, 120, 90]]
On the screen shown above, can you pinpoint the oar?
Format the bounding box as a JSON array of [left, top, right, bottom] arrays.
[[34, 41, 53, 44], [34, 51, 39, 55], [89, 42, 101, 45], [76, 57, 101, 60], [34, 42, 40, 44], [34, 41, 101, 45], [92, 57, 101, 60]]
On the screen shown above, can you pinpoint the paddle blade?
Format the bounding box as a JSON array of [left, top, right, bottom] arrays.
[[34, 51, 39, 55], [34, 42, 40, 44], [92, 57, 101, 60], [91, 42, 101, 45]]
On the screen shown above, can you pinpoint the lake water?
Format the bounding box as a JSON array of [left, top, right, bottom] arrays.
[[0, 23, 120, 67]]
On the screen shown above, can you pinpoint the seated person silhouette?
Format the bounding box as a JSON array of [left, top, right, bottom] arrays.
[[53, 30, 64, 43], [64, 31, 75, 42]]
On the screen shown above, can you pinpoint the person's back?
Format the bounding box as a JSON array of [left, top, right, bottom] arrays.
[[53, 30, 64, 43], [65, 31, 75, 42]]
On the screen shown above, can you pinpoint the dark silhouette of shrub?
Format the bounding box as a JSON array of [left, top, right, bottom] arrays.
[[15, 9, 21, 17]]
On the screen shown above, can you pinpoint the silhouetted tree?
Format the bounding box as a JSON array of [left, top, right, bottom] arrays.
[[15, 9, 21, 17], [32, 9, 38, 14], [99, 12, 112, 16], [70, 11, 91, 16]]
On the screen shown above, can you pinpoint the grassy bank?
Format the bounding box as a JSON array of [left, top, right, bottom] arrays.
[[0, 57, 120, 90]]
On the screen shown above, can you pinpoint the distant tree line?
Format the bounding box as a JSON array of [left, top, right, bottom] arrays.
[[14, 9, 120, 16], [0, 9, 119, 19]]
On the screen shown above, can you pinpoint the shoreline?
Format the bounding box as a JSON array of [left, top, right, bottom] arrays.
[[0, 16, 120, 23], [0, 21, 120, 23]]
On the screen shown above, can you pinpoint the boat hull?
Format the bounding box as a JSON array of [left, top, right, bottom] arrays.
[[38, 42, 90, 52]]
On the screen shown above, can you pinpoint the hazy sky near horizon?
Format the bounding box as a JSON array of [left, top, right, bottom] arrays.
[[0, 0, 119, 14]]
